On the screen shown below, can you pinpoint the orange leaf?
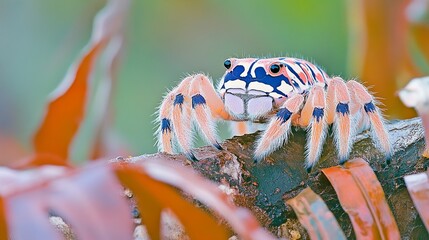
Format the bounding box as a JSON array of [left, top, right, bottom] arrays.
[[119, 157, 277, 240], [1, 163, 134, 240], [32, 42, 103, 165], [287, 187, 346, 240], [322, 158, 400, 239], [116, 166, 229, 240], [404, 169, 429, 231]]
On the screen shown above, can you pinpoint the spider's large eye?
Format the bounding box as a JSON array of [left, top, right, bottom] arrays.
[[224, 59, 232, 69], [270, 64, 281, 74]]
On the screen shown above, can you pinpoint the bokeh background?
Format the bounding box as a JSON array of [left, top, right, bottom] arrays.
[[0, 0, 427, 163]]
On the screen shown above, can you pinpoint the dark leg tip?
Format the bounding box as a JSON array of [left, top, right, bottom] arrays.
[[186, 152, 198, 162], [214, 142, 223, 150], [339, 158, 347, 165], [386, 157, 391, 165], [306, 166, 312, 173]]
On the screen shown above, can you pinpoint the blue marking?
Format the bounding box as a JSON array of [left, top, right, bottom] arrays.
[[276, 108, 292, 124], [173, 94, 184, 106], [312, 107, 324, 122], [223, 64, 293, 97], [336, 103, 350, 116], [161, 118, 171, 133], [192, 94, 206, 108], [231, 65, 245, 77], [364, 102, 376, 113], [305, 63, 317, 81], [254, 67, 266, 80]]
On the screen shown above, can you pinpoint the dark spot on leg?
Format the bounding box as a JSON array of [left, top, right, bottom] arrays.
[[173, 93, 184, 106], [214, 142, 223, 150], [386, 155, 391, 165], [185, 151, 198, 162], [364, 101, 376, 113], [312, 107, 324, 122], [161, 118, 171, 133], [336, 102, 350, 116], [339, 157, 348, 165], [276, 108, 292, 124], [191, 94, 206, 108], [306, 166, 312, 173]]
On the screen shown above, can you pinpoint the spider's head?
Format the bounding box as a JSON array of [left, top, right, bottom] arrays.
[[218, 58, 294, 120]]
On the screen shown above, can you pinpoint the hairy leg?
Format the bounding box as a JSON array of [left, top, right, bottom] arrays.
[[326, 77, 352, 164], [254, 94, 304, 162], [299, 86, 328, 171], [347, 80, 392, 159]]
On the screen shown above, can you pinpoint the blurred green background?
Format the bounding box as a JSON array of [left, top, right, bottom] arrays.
[[0, 0, 348, 162]]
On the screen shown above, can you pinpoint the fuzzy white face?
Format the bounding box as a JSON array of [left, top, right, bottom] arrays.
[[399, 77, 429, 113], [218, 58, 294, 120]]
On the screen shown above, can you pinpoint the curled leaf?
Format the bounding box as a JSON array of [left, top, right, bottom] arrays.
[[322, 158, 400, 239], [404, 170, 429, 231], [287, 187, 346, 240]]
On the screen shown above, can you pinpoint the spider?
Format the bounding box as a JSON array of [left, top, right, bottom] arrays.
[[156, 57, 391, 171]]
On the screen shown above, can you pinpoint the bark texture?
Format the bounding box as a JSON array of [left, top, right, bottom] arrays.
[[133, 117, 429, 239]]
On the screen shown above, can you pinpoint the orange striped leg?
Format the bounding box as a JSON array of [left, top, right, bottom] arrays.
[[254, 94, 304, 163], [189, 74, 230, 150], [326, 77, 352, 164], [347, 80, 392, 160], [299, 86, 327, 171], [158, 74, 231, 161], [158, 76, 196, 160]]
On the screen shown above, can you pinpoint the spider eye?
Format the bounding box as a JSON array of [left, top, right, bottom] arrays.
[[270, 64, 281, 74], [224, 59, 232, 69]]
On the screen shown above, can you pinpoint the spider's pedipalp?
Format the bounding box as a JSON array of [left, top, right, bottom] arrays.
[[299, 85, 327, 171], [347, 80, 392, 159], [253, 94, 304, 163], [326, 77, 352, 164]]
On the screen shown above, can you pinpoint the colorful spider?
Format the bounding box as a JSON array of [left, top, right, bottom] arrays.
[[157, 57, 391, 171]]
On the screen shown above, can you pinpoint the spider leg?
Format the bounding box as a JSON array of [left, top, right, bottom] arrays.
[[299, 85, 327, 171], [347, 80, 392, 159], [158, 74, 231, 161], [170, 76, 197, 160], [158, 76, 194, 154], [326, 77, 352, 164], [253, 94, 304, 163], [158, 91, 175, 154], [189, 74, 230, 150]]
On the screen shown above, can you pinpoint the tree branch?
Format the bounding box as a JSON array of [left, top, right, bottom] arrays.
[[130, 118, 429, 239]]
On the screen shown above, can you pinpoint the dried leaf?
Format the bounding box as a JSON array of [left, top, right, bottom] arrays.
[[1, 163, 134, 240], [287, 187, 346, 240], [322, 158, 400, 239], [121, 157, 277, 240], [116, 165, 230, 240], [30, 0, 129, 166], [404, 170, 429, 231]]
